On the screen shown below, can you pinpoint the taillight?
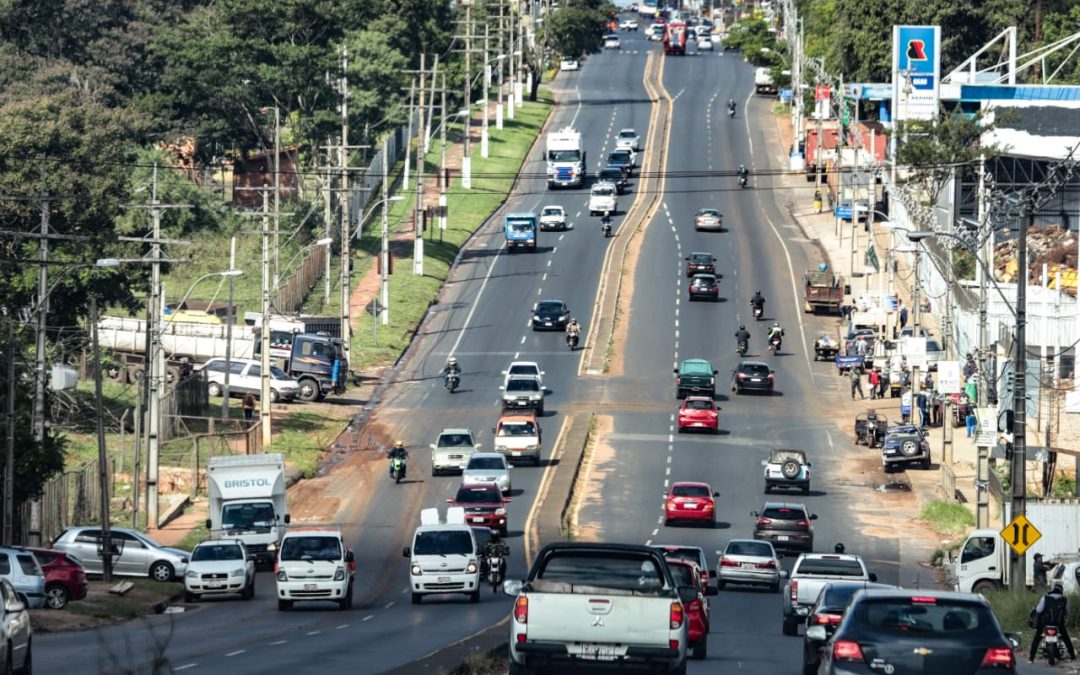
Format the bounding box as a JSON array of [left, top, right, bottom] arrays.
[[738, 373, 748, 379], [797, 519, 810, 528], [703, 502, 714, 510], [670, 601, 684, 628], [720, 557, 739, 567], [1046, 628, 1059, 636], [710, 377, 715, 385], [757, 517, 772, 527], [813, 612, 843, 624], [514, 596, 528, 623], [832, 640, 865, 662], [755, 560, 776, 569], [980, 647, 1014, 668], [767, 374, 774, 380], [700, 570, 709, 580], [676, 377, 682, 385], [666, 500, 677, 510], [789, 580, 798, 603]]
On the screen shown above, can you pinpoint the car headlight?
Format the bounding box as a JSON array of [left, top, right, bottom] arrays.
[[276, 570, 288, 581], [231, 568, 245, 578], [186, 571, 199, 579], [495, 508, 507, 515], [267, 542, 276, 551], [466, 562, 478, 574], [531, 394, 542, 400], [527, 444, 540, 452], [334, 567, 346, 581], [411, 564, 422, 576]]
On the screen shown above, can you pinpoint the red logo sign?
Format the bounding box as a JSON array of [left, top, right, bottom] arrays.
[[906, 40, 927, 61]]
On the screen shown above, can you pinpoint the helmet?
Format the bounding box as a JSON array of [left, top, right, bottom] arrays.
[[1053, 582, 1065, 593], [571, 317, 578, 323], [834, 543, 846, 554], [739, 325, 745, 331], [448, 356, 457, 365], [393, 441, 405, 449], [773, 321, 780, 327]]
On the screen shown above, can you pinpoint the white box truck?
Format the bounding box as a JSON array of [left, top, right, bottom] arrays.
[[951, 501, 1080, 593], [205, 453, 290, 567], [545, 127, 585, 188]]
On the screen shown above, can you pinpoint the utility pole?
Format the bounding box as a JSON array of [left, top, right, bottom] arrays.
[[496, 0, 506, 130], [28, 172, 49, 546], [221, 237, 236, 419], [911, 240, 922, 413], [4, 320, 14, 546], [380, 134, 391, 326], [514, 6, 524, 108], [404, 84, 415, 191], [91, 298, 113, 582], [1009, 213, 1031, 591], [482, 24, 491, 158], [414, 53, 428, 276], [272, 106, 281, 291], [260, 190, 273, 449], [462, 4, 474, 189], [440, 71, 449, 237], [339, 46, 353, 364], [323, 139, 333, 302], [147, 170, 164, 528], [975, 156, 991, 528]]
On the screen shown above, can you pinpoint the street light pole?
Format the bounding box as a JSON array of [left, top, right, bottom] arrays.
[[381, 135, 391, 326], [90, 298, 113, 582], [1009, 214, 1031, 591]]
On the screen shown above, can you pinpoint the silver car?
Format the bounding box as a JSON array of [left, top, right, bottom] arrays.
[[51, 526, 190, 582], [0, 579, 31, 674], [202, 357, 301, 403], [0, 547, 46, 609], [462, 453, 512, 494], [716, 538, 785, 592], [616, 128, 640, 152]]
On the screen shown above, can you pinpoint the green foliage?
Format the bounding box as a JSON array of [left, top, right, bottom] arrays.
[[918, 499, 975, 535], [896, 108, 1000, 203], [1050, 474, 1077, 499], [544, 0, 615, 59], [725, 19, 781, 66], [953, 248, 977, 281]]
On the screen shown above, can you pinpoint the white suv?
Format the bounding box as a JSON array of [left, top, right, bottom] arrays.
[[275, 529, 355, 611], [202, 357, 301, 403], [184, 540, 255, 602]]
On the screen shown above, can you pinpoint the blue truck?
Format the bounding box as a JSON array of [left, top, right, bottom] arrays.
[[504, 212, 539, 252]]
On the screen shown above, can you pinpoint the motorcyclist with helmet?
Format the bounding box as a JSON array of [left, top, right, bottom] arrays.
[[737, 164, 748, 187], [388, 441, 409, 478], [482, 530, 510, 582], [442, 356, 461, 389], [1030, 582, 1076, 662], [566, 317, 581, 348], [768, 321, 785, 350], [734, 325, 751, 353], [727, 98, 736, 116], [751, 290, 765, 315]]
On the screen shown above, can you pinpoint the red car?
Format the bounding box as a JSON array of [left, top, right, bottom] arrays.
[[677, 396, 719, 433], [28, 547, 87, 609], [666, 558, 716, 660], [447, 483, 510, 536], [664, 482, 718, 527]]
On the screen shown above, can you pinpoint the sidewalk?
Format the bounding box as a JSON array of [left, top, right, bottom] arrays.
[[772, 114, 988, 520]]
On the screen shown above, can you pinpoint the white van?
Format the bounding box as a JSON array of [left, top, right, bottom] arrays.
[[403, 508, 481, 604], [275, 528, 354, 610], [589, 182, 618, 216]]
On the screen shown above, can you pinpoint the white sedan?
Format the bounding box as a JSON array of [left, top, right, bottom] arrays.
[[463, 453, 512, 495], [603, 34, 621, 49], [616, 128, 641, 152], [697, 37, 714, 50], [559, 57, 579, 71], [619, 19, 639, 31], [184, 540, 256, 602]]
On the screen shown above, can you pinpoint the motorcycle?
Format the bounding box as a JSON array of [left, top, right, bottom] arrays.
[[768, 335, 782, 353], [738, 174, 748, 188], [727, 106, 736, 119], [737, 340, 748, 356], [445, 373, 460, 393], [566, 332, 580, 350], [487, 550, 505, 592], [389, 455, 407, 484], [752, 304, 763, 320], [1042, 625, 1066, 665], [602, 220, 612, 237]]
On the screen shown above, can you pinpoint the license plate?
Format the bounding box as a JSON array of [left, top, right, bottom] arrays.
[[304, 584, 317, 591], [693, 422, 704, 427], [742, 563, 756, 569], [684, 503, 699, 509], [580, 644, 617, 661], [777, 535, 790, 541], [438, 576, 451, 583], [1047, 635, 1059, 643], [544, 321, 553, 326], [205, 582, 224, 589], [471, 517, 486, 523], [751, 378, 762, 382]]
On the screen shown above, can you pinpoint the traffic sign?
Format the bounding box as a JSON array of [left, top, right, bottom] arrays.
[[1000, 514, 1042, 556], [974, 407, 997, 447]]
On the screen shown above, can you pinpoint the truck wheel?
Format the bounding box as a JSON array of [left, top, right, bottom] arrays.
[[972, 580, 998, 595], [338, 583, 353, 610], [165, 366, 182, 385], [208, 382, 223, 397], [782, 616, 798, 636], [106, 365, 126, 382], [297, 379, 320, 402]]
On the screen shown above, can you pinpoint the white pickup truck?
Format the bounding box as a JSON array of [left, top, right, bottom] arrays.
[[504, 542, 688, 673], [781, 552, 877, 635], [588, 182, 618, 216]]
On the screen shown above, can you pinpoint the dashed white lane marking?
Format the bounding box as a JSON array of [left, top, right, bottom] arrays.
[[337, 624, 349, 630], [664, 479, 669, 488], [827, 432, 835, 450], [547, 259, 552, 267], [520, 336, 527, 344], [667, 455, 672, 464], [542, 272, 548, 281], [226, 650, 246, 657], [363, 615, 374, 622], [666, 466, 671, 475], [646, 539, 653, 546], [513, 351, 520, 359], [559, 233, 566, 240], [269, 640, 288, 645], [652, 528, 659, 536], [385, 601, 395, 609], [175, 665, 197, 672], [306, 631, 320, 636]]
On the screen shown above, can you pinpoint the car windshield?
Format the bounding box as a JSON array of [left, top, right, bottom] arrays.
[[601, 169, 622, 179], [455, 487, 502, 504], [619, 131, 635, 139], [541, 208, 562, 217], [221, 503, 276, 531], [537, 551, 667, 591], [592, 186, 614, 196], [498, 421, 537, 437], [726, 540, 774, 557], [192, 544, 244, 562], [854, 596, 999, 635], [467, 457, 505, 471], [438, 434, 472, 447], [549, 149, 581, 162], [762, 507, 806, 520], [413, 530, 474, 556], [689, 254, 713, 262], [269, 366, 290, 379], [692, 277, 715, 287], [821, 583, 889, 610], [697, 210, 719, 217], [672, 485, 711, 498], [797, 558, 866, 576], [770, 450, 805, 464], [536, 302, 564, 314], [508, 220, 534, 233], [610, 151, 630, 162], [684, 399, 713, 410], [506, 379, 539, 392], [509, 365, 539, 377], [741, 364, 771, 376], [668, 563, 697, 587], [926, 340, 942, 352], [280, 536, 341, 562]]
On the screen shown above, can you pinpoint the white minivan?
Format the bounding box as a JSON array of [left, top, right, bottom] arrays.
[[403, 508, 481, 604]]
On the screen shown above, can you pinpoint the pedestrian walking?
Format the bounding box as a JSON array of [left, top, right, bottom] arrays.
[[964, 376, 977, 403], [868, 369, 880, 400], [850, 367, 865, 400], [878, 370, 889, 399], [966, 409, 978, 437], [901, 388, 913, 423], [917, 391, 929, 428], [243, 392, 256, 422], [1033, 553, 1050, 593], [855, 336, 868, 357], [931, 393, 943, 427]]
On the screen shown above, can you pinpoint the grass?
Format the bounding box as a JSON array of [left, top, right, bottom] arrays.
[[66, 579, 183, 621], [346, 90, 555, 370], [176, 521, 209, 552], [444, 644, 508, 675], [982, 588, 1080, 651], [266, 411, 343, 478], [918, 500, 975, 536]]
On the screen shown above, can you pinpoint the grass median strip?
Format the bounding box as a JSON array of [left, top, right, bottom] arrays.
[[918, 499, 975, 536]]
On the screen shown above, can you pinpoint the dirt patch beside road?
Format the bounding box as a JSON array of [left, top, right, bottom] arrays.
[[31, 580, 183, 634], [567, 415, 615, 542]]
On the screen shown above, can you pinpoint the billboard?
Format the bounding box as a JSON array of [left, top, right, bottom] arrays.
[[892, 25, 940, 122]]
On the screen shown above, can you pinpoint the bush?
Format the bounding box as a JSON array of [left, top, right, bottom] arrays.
[[918, 500, 975, 535]]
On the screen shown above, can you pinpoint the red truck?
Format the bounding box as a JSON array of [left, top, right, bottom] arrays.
[[663, 20, 687, 55]]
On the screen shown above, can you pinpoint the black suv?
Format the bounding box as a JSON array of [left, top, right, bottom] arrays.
[[731, 361, 774, 394], [751, 502, 817, 552], [598, 165, 627, 193], [607, 150, 634, 176], [531, 300, 570, 331], [688, 274, 719, 301], [684, 252, 716, 277]]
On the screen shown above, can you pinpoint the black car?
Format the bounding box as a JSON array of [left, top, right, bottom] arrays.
[[812, 589, 1019, 674], [802, 581, 896, 675], [731, 361, 774, 394], [752, 502, 816, 552], [598, 165, 627, 193], [531, 300, 570, 331], [688, 274, 719, 301], [684, 252, 716, 277], [607, 149, 634, 176], [881, 425, 931, 472]]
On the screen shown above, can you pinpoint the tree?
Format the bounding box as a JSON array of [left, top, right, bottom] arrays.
[[895, 107, 1001, 205], [525, 0, 614, 101]]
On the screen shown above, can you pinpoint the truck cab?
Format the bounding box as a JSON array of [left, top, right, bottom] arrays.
[[504, 212, 539, 251], [403, 507, 482, 604], [268, 333, 348, 401], [546, 127, 585, 188], [205, 453, 290, 567]]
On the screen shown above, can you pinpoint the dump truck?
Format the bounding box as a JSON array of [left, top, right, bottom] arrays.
[[802, 269, 845, 314]]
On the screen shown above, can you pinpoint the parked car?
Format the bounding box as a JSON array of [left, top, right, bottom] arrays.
[[27, 547, 87, 610], [559, 57, 579, 71], [51, 526, 190, 582], [0, 579, 32, 674], [809, 589, 1019, 674], [184, 540, 256, 602], [201, 357, 300, 403], [0, 548, 46, 609], [716, 538, 784, 592], [881, 424, 931, 472], [751, 502, 817, 553]]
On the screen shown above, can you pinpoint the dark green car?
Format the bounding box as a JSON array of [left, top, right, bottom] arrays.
[[674, 359, 718, 399]]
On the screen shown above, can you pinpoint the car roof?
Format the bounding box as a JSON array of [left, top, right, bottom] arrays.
[[600, 165, 623, 173], [696, 208, 720, 214], [797, 552, 865, 561], [738, 360, 770, 368], [508, 360, 540, 368], [851, 588, 991, 605], [438, 428, 473, 435], [762, 501, 809, 511], [195, 539, 246, 548], [683, 396, 714, 402], [672, 481, 713, 489], [769, 449, 807, 461], [540, 205, 563, 211], [618, 128, 637, 134], [688, 251, 714, 257], [652, 544, 706, 556], [536, 299, 565, 306], [283, 528, 343, 536], [609, 149, 631, 156], [691, 274, 716, 281]]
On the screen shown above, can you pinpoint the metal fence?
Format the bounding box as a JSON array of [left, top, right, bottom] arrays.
[[273, 245, 327, 314], [940, 463, 957, 501], [161, 373, 210, 442], [15, 458, 115, 546]]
